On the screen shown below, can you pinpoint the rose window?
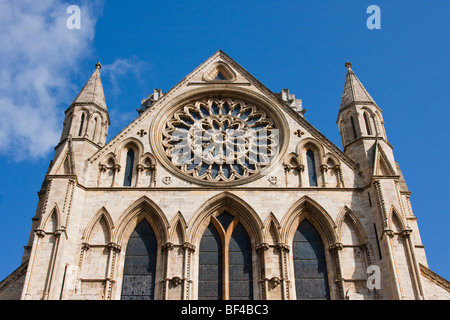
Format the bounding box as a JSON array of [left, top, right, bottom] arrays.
[[162, 98, 279, 183]]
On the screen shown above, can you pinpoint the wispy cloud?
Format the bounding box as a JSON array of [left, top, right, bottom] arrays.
[[100, 56, 152, 139], [101, 56, 152, 96], [0, 0, 103, 160]]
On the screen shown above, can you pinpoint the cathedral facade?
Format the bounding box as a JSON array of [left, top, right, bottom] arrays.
[[0, 51, 448, 300]]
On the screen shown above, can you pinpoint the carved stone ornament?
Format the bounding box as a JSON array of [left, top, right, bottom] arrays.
[[137, 129, 147, 137], [107, 242, 122, 252], [256, 243, 270, 252], [182, 242, 196, 252], [161, 98, 280, 185], [267, 175, 278, 185], [162, 242, 175, 251], [161, 176, 172, 185], [170, 276, 182, 287], [268, 277, 281, 287], [276, 242, 290, 252], [34, 229, 46, 238]]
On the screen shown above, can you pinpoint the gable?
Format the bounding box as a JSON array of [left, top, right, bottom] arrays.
[[88, 50, 357, 187], [373, 141, 397, 176], [49, 138, 75, 176]]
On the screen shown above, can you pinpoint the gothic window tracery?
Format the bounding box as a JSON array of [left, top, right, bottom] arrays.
[[350, 116, 357, 140], [363, 111, 372, 135], [123, 149, 135, 187], [198, 211, 253, 300], [293, 219, 330, 300], [214, 72, 227, 80], [121, 220, 157, 300], [198, 223, 223, 300], [78, 113, 86, 137], [162, 98, 279, 184], [306, 150, 318, 187]]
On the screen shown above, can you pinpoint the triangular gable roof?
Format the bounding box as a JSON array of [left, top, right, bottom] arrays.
[[49, 136, 76, 175], [372, 140, 397, 176], [89, 51, 357, 170]]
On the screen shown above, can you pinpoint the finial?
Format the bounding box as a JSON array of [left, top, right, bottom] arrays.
[[345, 61, 352, 69], [95, 61, 102, 70]]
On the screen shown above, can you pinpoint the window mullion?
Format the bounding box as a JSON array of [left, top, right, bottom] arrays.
[[223, 218, 240, 300], [223, 234, 230, 300]]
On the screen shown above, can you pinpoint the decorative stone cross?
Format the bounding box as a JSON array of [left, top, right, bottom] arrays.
[[294, 129, 304, 137], [137, 129, 147, 137]]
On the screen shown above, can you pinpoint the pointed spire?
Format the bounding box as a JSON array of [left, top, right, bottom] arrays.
[[71, 62, 107, 110], [340, 61, 376, 109]]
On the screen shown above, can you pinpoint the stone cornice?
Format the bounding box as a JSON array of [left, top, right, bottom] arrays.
[[65, 102, 110, 124], [54, 136, 102, 152], [46, 173, 399, 194], [67, 185, 364, 193], [343, 136, 394, 152], [337, 100, 381, 121]]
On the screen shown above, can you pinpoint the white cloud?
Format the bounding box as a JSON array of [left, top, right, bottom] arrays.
[[101, 56, 152, 96], [99, 56, 153, 140], [0, 0, 103, 160]]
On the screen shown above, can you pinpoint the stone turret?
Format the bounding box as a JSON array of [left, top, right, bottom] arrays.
[[59, 62, 109, 145], [337, 62, 396, 182], [52, 62, 110, 180]]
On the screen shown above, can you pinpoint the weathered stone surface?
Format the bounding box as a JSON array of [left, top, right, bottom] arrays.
[[0, 51, 447, 300]]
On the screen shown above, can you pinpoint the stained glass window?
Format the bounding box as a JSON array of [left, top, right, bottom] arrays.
[[123, 149, 134, 186], [363, 112, 372, 135], [216, 211, 234, 231], [121, 220, 157, 300], [162, 98, 278, 184], [306, 150, 318, 187], [198, 223, 223, 300], [293, 220, 329, 300], [350, 116, 357, 140], [78, 113, 85, 137], [214, 72, 227, 80], [229, 223, 253, 300], [198, 212, 253, 300]]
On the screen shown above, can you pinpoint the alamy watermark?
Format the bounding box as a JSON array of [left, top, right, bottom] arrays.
[[367, 5, 381, 29], [367, 265, 381, 290], [66, 5, 81, 30]]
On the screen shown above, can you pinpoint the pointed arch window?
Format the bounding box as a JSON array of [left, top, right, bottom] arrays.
[[198, 211, 253, 300], [363, 112, 372, 135], [78, 113, 85, 137], [293, 220, 330, 300], [203, 63, 236, 82], [306, 150, 318, 187], [228, 223, 253, 299], [350, 116, 357, 140], [121, 220, 157, 300], [92, 117, 98, 141], [124, 149, 135, 187], [198, 223, 223, 300]]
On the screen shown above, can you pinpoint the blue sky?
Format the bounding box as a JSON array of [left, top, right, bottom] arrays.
[[0, 0, 449, 284]]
